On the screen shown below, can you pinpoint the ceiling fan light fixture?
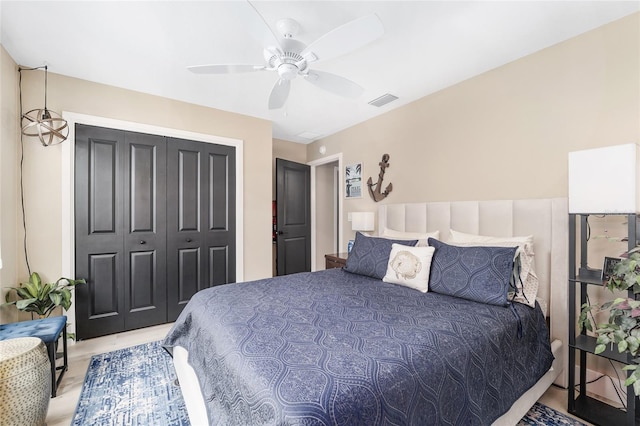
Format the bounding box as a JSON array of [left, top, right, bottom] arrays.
[[277, 63, 299, 80]]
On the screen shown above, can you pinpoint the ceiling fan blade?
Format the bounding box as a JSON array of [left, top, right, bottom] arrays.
[[187, 64, 264, 74], [268, 79, 291, 109], [236, 1, 282, 52], [301, 14, 384, 63], [304, 70, 363, 98]]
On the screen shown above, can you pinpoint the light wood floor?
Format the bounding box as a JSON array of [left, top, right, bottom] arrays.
[[46, 323, 590, 425]]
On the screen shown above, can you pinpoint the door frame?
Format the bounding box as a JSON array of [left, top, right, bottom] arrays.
[[61, 112, 244, 336], [308, 153, 343, 271]]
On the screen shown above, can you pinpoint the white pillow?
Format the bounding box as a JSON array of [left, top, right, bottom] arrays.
[[448, 229, 538, 308], [381, 228, 440, 247], [383, 243, 435, 293]]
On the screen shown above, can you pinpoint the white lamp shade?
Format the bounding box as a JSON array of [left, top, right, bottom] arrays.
[[351, 212, 375, 231], [568, 143, 640, 214]]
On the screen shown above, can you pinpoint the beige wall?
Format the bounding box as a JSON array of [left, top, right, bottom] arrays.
[[308, 13, 640, 250], [0, 50, 273, 324], [315, 162, 339, 269], [273, 138, 307, 163], [0, 45, 20, 323]]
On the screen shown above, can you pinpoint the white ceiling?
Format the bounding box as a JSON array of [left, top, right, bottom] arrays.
[[1, 1, 638, 144]]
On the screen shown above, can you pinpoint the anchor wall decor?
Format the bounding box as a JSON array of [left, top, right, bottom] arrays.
[[367, 154, 393, 202]]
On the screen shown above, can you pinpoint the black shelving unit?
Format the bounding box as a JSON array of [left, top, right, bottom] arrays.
[[568, 213, 639, 425]]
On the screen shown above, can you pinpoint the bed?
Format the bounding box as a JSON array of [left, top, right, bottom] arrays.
[[163, 198, 568, 425]]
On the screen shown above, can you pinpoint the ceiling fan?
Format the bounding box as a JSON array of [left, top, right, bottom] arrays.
[[188, 1, 384, 109]]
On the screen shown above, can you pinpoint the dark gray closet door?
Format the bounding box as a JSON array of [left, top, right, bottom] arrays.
[[166, 137, 236, 321], [75, 124, 167, 339], [75, 125, 126, 339], [122, 131, 167, 330]]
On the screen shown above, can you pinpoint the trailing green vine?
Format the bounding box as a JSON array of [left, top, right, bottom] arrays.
[[580, 251, 640, 395]]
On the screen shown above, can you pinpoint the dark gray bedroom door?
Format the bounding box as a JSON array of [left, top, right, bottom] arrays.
[[75, 125, 167, 339], [75, 125, 235, 339], [166, 137, 236, 321], [276, 158, 311, 275]]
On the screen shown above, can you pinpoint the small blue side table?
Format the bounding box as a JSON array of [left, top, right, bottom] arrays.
[[0, 316, 68, 397]]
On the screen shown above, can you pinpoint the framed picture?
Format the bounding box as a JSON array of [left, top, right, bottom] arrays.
[[602, 256, 622, 282], [345, 162, 362, 199], [347, 239, 355, 253]]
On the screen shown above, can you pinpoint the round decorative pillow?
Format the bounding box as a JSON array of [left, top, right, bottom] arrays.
[[0, 337, 51, 426]]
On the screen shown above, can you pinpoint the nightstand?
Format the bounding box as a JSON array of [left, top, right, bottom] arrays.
[[325, 253, 349, 269]]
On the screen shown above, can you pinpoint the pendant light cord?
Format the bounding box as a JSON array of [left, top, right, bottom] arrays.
[[17, 65, 46, 275], [44, 65, 48, 111], [18, 68, 31, 275]]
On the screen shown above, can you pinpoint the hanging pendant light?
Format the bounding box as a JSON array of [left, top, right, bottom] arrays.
[[20, 66, 68, 147]]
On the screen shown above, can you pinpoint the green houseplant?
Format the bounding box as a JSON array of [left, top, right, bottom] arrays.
[[4, 272, 86, 319], [580, 249, 640, 395]]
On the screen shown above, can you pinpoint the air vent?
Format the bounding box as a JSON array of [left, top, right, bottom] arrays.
[[368, 93, 398, 107]]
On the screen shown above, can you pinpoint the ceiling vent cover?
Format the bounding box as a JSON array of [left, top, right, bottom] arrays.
[[368, 93, 398, 107]]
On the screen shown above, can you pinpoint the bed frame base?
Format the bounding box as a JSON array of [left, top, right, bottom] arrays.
[[174, 346, 209, 424]]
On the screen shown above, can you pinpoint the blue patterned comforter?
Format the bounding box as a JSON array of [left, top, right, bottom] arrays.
[[163, 268, 553, 425]]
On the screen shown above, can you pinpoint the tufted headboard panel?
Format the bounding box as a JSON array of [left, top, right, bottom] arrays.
[[378, 198, 568, 386]]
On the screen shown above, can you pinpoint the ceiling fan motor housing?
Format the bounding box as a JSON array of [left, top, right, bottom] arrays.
[[265, 46, 308, 80]]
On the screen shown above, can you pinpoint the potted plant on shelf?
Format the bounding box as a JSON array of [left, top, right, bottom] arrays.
[[580, 249, 640, 395], [4, 272, 86, 319]]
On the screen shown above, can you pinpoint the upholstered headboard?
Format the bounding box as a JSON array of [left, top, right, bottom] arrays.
[[378, 198, 568, 387]]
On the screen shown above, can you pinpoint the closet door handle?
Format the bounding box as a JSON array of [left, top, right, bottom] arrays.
[[139, 240, 146, 245], [186, 238, 192, 243]]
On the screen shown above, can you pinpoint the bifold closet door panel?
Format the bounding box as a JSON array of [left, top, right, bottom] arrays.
[[166, 137, 236, 322], [206, 142, 236, 287], [75, 125, 127, 339], [123, 131, 168, 330]]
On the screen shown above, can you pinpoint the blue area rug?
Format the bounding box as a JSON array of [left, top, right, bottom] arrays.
[[73, 341, 585, 425], [518, 403, 586, 426], [72, 341, 188, 425]]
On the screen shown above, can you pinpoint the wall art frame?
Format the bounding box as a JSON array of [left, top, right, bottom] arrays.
[[345, 162, 363, 199]]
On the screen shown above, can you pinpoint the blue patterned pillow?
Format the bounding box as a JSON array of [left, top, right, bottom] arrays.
[[344, 232, 418, 280], [428, 238, 516, 306]]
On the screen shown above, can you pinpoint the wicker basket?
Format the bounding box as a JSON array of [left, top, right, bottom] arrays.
[[0, 337, 51, 426]]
